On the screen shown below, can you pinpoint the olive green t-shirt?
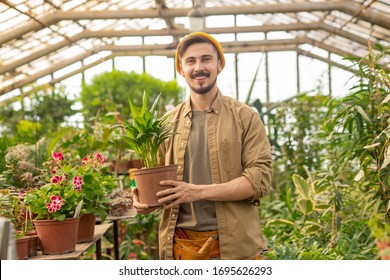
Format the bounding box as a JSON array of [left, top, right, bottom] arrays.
[[176, 110, 217, 231]]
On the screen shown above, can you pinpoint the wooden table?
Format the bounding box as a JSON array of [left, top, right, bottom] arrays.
[[28, 223, 112, 260]]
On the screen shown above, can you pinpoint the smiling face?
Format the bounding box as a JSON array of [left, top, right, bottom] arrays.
[[178, 42, 222, 95]]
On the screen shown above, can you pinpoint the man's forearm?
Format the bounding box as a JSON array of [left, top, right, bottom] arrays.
[[199, 176, 256, 202]]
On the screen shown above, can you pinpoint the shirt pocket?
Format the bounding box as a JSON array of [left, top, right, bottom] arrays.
[[219, 140, 243, 179]]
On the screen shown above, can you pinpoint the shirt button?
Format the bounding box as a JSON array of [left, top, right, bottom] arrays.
[[181, 142, 185, 146], [177, 166, 182, 170], [172, 214, 176, 218], [167, 237, 171, 241]]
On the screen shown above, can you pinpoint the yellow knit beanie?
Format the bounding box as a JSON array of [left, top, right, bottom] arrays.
[[175, 32, 225, 73]]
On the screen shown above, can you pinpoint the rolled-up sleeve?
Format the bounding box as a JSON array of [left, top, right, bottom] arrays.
[[241, 111, 272, 200]]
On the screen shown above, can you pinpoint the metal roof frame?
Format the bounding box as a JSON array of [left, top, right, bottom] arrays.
[[0, 0, 389, 100]]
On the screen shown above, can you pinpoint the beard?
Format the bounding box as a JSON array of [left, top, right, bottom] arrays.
[[187, 71, 217, 95]]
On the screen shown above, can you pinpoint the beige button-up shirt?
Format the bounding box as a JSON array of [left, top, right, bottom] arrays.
[[158, 90, 272, 260]]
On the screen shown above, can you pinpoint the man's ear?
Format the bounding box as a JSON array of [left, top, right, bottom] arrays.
[[179, 64, 185, 77], [217, 59, 222, 74]]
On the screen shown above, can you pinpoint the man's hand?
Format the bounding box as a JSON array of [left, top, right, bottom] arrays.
[[157, 180, 202, 209], [132, 188, 159, 214], [156, 176, 257, 208]]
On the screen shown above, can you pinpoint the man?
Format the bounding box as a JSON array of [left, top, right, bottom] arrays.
[[133, 32, 272, 260]]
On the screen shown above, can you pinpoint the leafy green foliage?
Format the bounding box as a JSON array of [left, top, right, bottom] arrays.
[[115, 91, 176, 168], [80, 70, 183, 131], [261, 43, 389, 260], [0, 135, 13, 173], [318, 43, 390, 221], [119, 213, 160, 260], [0, 86, 76, 143], [25, 152, 115, 221], [368, 214, 390, 241]]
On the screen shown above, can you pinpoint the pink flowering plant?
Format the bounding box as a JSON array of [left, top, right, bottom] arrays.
[[25, 152, 115, 221]]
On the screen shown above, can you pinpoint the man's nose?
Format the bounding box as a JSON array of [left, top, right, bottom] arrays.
[[194, 60, 204, 71]]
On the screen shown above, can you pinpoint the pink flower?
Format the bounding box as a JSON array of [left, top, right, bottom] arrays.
[[46, 195, 64, 213], [73, 176, 83, 191], [81, 157, 89, 166], [52, 152, 64, 162], [50, 195, 63, 205], [50, 175, 62, 184], [94, 153, 104, 165]]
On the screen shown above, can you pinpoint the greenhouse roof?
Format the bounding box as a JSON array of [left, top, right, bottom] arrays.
[[0, 0, 389, 100]]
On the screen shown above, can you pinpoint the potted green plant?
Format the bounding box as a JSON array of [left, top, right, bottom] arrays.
[[71, 152, 116, 242], [0, 189, 35, 259], [2, 143, 45, 191], [24, 151, 115, 253], [114, 91, 177, 207]]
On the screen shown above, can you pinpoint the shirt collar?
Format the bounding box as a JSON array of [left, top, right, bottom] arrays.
[[210, 89, 222, 115], [183, 89, 222, 117]]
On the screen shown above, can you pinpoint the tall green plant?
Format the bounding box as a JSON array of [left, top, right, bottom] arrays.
[[114, 91, 175, 169], [319, 42, 390, 222], [261, 44, 389, 260]]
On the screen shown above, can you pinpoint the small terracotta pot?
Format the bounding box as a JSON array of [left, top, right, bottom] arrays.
[[77, 214, 96, 243], [133, 165, 177, 207], [24, 231, 38, 257], [15, 236, 30, 260]]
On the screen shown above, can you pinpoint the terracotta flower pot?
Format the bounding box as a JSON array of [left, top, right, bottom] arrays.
[[15, 236, 30, 260], [33, 217, 79, 255], [77, 213, 96, 243], [133, 165, 177, 207], [24, 231, 38, 257]]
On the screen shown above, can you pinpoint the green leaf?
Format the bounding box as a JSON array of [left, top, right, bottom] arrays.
[[297, 199, 313, 215], [374, 43, 384, 51], [356, 105, 371, 122], [292, 174, 311, 200], [313, 180, 328, 194], [382, 93, 390, 104], [364, 143, 381, 149], [266, 219, 296, 227], [302, 223, 322, 234], [313, 199, 330, 210], [381, 147, 390, 169], [245, 56, 263, 104], [128, 95, 139, 119]]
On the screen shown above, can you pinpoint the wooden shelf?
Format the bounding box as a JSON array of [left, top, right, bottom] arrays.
[[28, 223, 112, 260]]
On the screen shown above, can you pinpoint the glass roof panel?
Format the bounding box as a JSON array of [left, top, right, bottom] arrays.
[[0, 0, 388, 101]]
